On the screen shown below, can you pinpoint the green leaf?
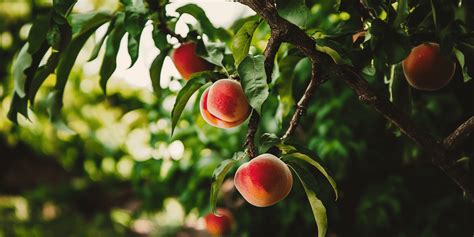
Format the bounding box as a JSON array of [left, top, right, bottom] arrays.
[[27, 14, 51, 54], [276, 0, 311, 28], [124, 8, 147, 67], [152, 25, 168, 50], [176, 4, 217, 40], [315, 38, 353, 66], [100, 13, 126, 94], [7, 93, 29, 124], [53, 0, 77, 17], [210, 152, 247, 215], [28, 52, 61, 104], [231, 18, 261, 67], [47, 24, 62, 50], [369, 19, 411, 65], [393, 0, 409, 27], [237, 55, 269, 114], [89, 17, 116, 62], [171, 74, 209, 135], [70, 11, 112, 35], [453, 48, 472, 82], [259, 133, 281, 153], [150, 48, 170, 96], [54, 11, 111, 118], [275, 55, 301, 124], [282, 152, 338, 200], [196, 40, 225, 68], [13, 43, 33, 98], [288, 163, 328, 237]]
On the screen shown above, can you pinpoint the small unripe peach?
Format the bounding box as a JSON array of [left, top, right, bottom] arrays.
[[171, 41, 214, 80], [234, 153, 293, 207], [200, 79, 251, 128], [204, 208, 234, 236], [402, 42, 456, 91]]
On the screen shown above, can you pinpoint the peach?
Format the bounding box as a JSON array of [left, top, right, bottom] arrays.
[[200, 79, 251, 128], [402, 42, 456, 91], [171, 41, 214, 80], [234, 153, 293, 207], [204, 208, 234, 236]]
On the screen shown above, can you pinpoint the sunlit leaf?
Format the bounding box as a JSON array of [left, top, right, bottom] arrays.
[[125, 7, 147, 67], [276, 0, 311, 28], [12, 43, 32, 98], [150, 48, 170, 96], [231, 18, 261, 67], [210, 152, 247, 215], [176, 4, 217, 40], [454, 48, 472, 83], [171, 73, 211, 135], [100, 13, 126, 94], [238, 55, 269, 114]]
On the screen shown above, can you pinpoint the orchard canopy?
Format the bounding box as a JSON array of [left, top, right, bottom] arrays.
[[0, 0, 473, 236]]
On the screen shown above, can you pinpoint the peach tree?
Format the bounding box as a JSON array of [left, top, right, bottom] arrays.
[[5, 0, 474, 236]]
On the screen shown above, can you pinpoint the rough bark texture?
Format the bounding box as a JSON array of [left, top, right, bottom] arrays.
[[239, 0, 474, 201]]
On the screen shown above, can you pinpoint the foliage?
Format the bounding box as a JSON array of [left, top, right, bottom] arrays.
[[0, 0, 473, 236]]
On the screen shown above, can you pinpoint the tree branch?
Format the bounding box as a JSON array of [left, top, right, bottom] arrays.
[[282, 61, 324, 140], [443, 116, 474, 151], [245, 32, 282, 158], [238, 0, 474, 201]]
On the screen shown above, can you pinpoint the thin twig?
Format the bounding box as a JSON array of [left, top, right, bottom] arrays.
[[282, 61, 323, 140]]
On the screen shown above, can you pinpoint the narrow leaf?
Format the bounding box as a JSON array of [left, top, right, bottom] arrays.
[[149, 48, 170, 95], [99, 13, 126, 94], [288, 163, 328, 237], [27, 14, 50, 54], [282, 152, 338, 200], [238, 55, 269, 114], [13, 43, 33, 98], [231, 18, 261, 66], [171, 74, 209, 134], [210, 152, 247, 215], [176, 4, 217, 40], [89, 17, 116, 61], [124, 8, 147, 67], [454, 48, 472, 83], [7, 93, 29, 124], [393, 0, 409, 27]]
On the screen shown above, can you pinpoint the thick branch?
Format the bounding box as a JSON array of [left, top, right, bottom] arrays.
[[443, 116, 474, 151], [239, 0, 474, 201]]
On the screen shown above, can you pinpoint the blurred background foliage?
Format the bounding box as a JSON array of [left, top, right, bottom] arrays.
[[0, 0, 473, 236]]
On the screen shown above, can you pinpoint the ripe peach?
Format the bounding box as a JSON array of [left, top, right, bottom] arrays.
[[200, 79, 250, 128], [234, 154, 293, 207], [171, 41, 214, 80], [402, 42, 456, 91], [204, 208, 234, 236]]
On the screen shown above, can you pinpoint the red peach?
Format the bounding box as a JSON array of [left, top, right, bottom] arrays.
[[234, 153, 293, 207], [171, 41, 214, 80], [204, 208, 234, 236], [200, 79, 251, 129], [402, 42, 456, 91]]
